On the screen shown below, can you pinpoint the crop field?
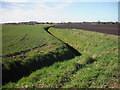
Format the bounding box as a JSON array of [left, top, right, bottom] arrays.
[[2, 24, 119, 88]]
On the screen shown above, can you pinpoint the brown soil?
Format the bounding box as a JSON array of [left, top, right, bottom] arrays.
[[55, 23, 119, 35]]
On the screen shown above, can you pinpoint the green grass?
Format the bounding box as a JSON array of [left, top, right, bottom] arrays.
[[2, 25, 52, 55], [49, 28, 119, 88], [2, 25, 76, 84], [3, 27, 119, 88]]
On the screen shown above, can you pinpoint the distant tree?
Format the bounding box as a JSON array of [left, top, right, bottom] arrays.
[[112, 22, 115, 24], [46, 22, 49, 24], [98, 20, 101, 24], [83, 21, 86, 23], [68, 22, 72, 24], [116, 22, 118, 24]]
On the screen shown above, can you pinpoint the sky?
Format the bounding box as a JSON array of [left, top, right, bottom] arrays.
[[0, 0, 119, 23]]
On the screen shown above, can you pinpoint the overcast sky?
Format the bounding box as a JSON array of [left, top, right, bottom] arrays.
[[0, 0, 119, 23]]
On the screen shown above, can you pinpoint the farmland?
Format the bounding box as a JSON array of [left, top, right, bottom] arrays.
[[2, 24, 119, 88], [55, 23, 118, 35], [2, 25, 78, 84], [2, 25, 52, 56]]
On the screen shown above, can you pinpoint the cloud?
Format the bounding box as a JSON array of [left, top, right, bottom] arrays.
[[0, 0, 73, 3], [1, 0, 117, 23], [1, 0, 119, 3], [1, 0, 29, 3], [1, 1, 73, 23]]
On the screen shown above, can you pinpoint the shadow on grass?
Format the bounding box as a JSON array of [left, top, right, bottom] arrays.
[[44, 26, 81, 56]]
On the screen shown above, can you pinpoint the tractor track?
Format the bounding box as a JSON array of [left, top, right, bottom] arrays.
[[1, 43, 47, 58]]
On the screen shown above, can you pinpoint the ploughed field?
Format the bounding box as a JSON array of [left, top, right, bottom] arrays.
[[2, 25, 119, 88], [55, 23, 119, 35]]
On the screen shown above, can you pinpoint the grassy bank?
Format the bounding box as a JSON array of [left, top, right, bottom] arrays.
[[49, 28, 119, 88], [3, 27, 119, 88]]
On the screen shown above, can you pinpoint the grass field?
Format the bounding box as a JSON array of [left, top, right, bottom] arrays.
[[3, 26, 119, 88], [2, 25, 76, 84], [2, 25, 52, 55]]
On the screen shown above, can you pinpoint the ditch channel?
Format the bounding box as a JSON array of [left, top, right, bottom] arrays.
[[3, 26, 81, 85], [44, 26, 81, 56]]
